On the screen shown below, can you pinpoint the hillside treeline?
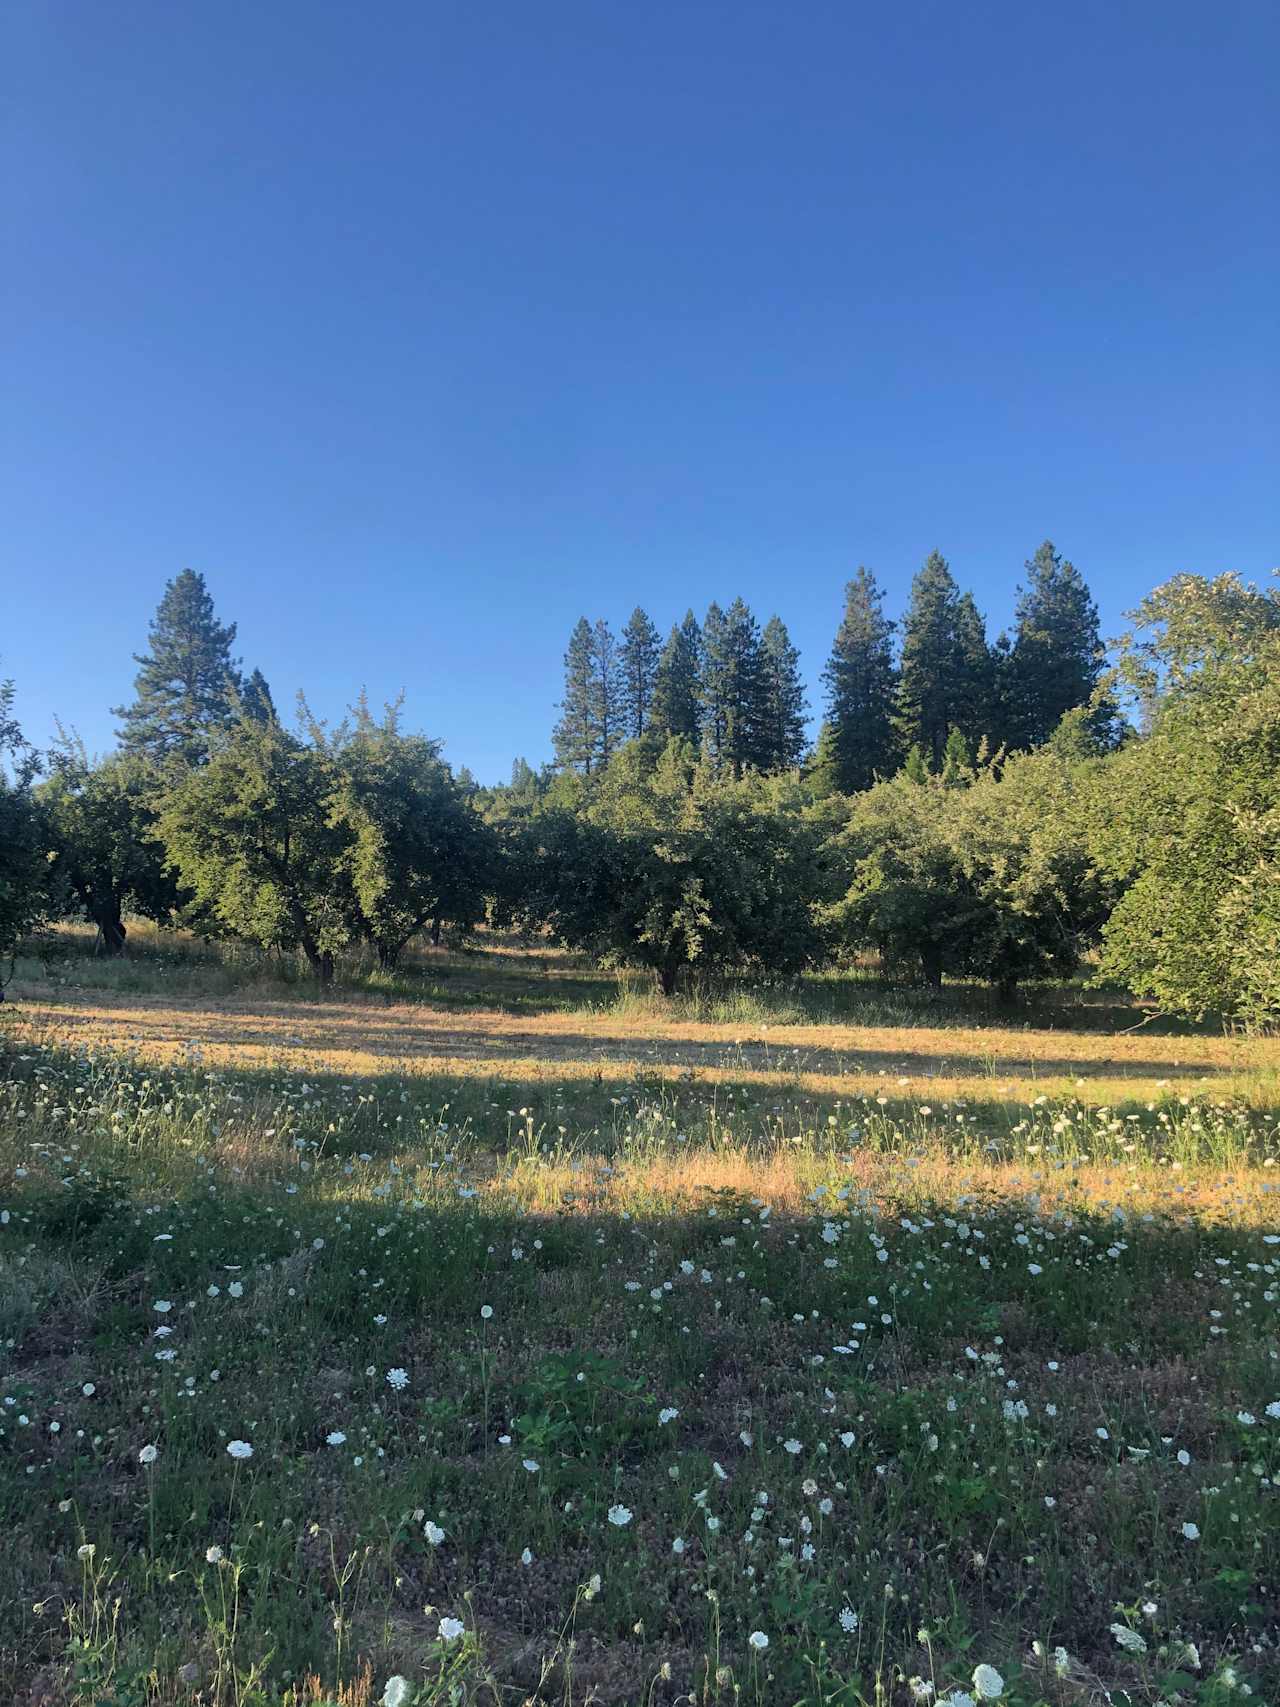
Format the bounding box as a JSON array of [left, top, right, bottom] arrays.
[[2, 564, 1277, 1020]]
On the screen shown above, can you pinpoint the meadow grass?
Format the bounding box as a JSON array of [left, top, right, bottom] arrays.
[[0, 940, 1277, 1705]]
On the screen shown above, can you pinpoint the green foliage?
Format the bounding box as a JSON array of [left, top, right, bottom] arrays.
[[553, 616, 625, 773], [38, 742, 178, 954], [618, 606, 661, 738], [520, 737, 830, 993], [114, 569, 242, 765], [757, 614, 808, 770], [330, 698, 499, 966], [1002, 541, 1116, 751], [826, 749, 1107, 996], [894, 551, 997, 767], [1093, 572, 1280, 1021], [701, 597, 765, 777], [155, 714, 357, 981], [0, 673, 45, 964], [825, 773, 976, 988], [821, 566, 898, 793], [650, 610, 703, 745]]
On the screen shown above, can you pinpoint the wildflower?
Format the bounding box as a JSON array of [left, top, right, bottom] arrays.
[[81, 1383, 95, 1397], [382, 1678, 412, 1707], [672, 1537, 686, 1554], [480, 1304, 493, 1319], [438, 1616, 465, 1643], [521, 1547, 533, 1565], [326, 1431, 346, 1446], [608, 1504, 633, 1526], [77, 1543, 95, 1560], [386, 1368, 409, 1392], [1236, 1410, 1256, 1426], [783, 1438, 802, 1455], [1110, 1623, 1147, 1653], [659, 1407, 679, 1425], [971, 1664, 1004, 1698], [1177, 1448, 1192, 1466], [153, 1300, 172, 1314], [748, 1631, 769, 1651], [839, 1607, 858, 1632], [1182, 1520, 1201, 1540], [226, 1440, 253, 1460], [138, 1443, 159, 1465], [424, 1521, 445, 1546], [522, 1458, 540, 1472], [206, 1544, 224, 1563]]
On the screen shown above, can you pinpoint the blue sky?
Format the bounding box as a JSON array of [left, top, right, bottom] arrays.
[[3, 1, 1276, 781]]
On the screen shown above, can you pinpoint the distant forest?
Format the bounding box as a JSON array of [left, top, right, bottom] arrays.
[[2, 556, 1278, 1021]]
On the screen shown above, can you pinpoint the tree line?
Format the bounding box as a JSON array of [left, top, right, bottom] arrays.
[[551, 542, 1117, 789], [2, 562, 1278, 1022]]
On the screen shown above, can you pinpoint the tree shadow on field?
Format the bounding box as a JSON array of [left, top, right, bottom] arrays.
[[6, 988, 1250, 1091]]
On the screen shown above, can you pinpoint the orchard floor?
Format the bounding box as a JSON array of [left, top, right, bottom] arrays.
[[0, 937, 1277, 1704]]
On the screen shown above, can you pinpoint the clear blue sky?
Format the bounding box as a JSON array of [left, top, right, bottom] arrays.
[[4, 2, 1276, 781]]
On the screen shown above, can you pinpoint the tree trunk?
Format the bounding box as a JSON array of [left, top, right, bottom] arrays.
[[656, 962, 680, 998], [300, 935, 335, 985], [430, 915, 443, 947], [996, 973, 1019, 1006], [920, 945, 943, 990], [377, 941, 402, 971], [95, 910, 128, 956]]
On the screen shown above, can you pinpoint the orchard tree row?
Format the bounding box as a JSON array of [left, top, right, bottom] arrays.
[[1, 565, 1278, 1021], [551, 542, 1118, 788]]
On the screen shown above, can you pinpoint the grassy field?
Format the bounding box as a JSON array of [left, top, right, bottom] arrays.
[[1, 932, 1277, 1706]]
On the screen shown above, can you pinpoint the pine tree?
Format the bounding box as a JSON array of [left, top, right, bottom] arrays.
[[590, 618, 625, 767], [757, 615, 808, 769], [552, 618, 624, 773], [822, 567, 898, 792], [1001, 541, 1109, 749], [240, 668, 277, 724], [895, 552, 995, 767], [700, 599, 763, 777], [651, 612, 702, 744], [115, 569, 242, 764], [553, 618, 598, 772], [953, 590, 998, 748], [902, 743, 931, 784], [619, 608, 661, 738], [940, 725, 973, 785], [806, 721, 843, 796]]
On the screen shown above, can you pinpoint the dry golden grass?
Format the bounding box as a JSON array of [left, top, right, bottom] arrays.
[[8, 979, 1278, 1110]]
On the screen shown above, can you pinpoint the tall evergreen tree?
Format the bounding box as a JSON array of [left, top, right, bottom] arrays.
[[895, 552, 995, 767], [700, 598, 763, 777], [552, 617, 624, 772], [115, 569, 241, 765], [650, 612, 702, 744], [590, 618, 625, 767], [953, 590, 998, 749], [619, 607, 661, 738], [1001, 541, 1108, 750], [240, 667, 277, 724], [553, 618, 599, 772], [822, 567, 898, 792], [757, 615, 808, 769]]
